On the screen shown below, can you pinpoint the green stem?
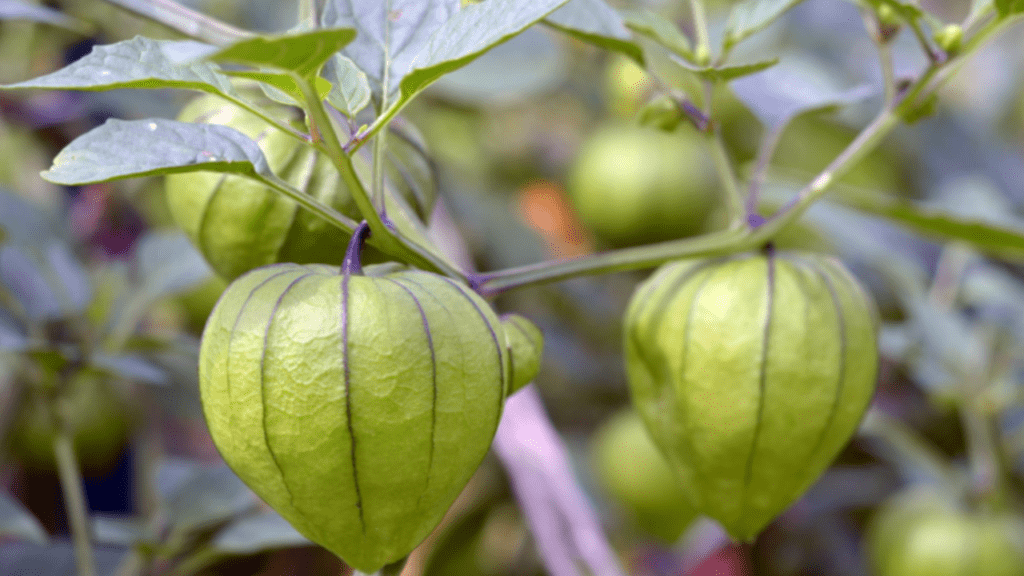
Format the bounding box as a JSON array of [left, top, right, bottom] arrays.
[[295, 74, 461, 277], [53, 409, 97, 576], [709, 124, 745, 227], [372, 125, 389, 216], [688, 0, 711, 66], [475, 15, 1017, 295], [99, 0, 251, 45]]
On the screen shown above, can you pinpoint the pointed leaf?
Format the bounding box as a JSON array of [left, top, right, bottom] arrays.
[[724, 0, 810, 50], [322, 0, 572, 120], [323, 54, 372, 117], [41, 119, 271, 186], [0, 0, 89, 32], [622, 9, 694, 62], [197, 28, 357, 78], [832, 188, 1024, 262], [427, 26, 566, 106], [400, 0, 573, 104], [676, 56, 779, 82], [212, 511, 310, 554], [0, 491, 47, 545], [3, 36, 236, 97], [321, 0, 461, 106], [544, 0, 643, 63], [226, 70, 334, 106]]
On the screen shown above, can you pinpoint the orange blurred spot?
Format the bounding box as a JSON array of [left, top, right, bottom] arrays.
[[518, 180, 593, 258]]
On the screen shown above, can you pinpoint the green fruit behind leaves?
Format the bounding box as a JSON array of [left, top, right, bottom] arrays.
[[567, 124, 718, 247], [590, 409, 697, 542], [8, 373, 131, 475], [199, 263, 513, 572], [868, 488, 1024, 576], [624, 251, 878, 541], [165, 95, 436, 280]]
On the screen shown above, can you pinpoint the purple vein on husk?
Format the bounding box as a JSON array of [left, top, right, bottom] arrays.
[[740, 253, 775, 530], [260, 272, 314, 513], [341, 247, 365, 532], [385, 277, 437, 507]]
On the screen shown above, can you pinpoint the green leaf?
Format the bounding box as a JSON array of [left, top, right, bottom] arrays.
[[622, 9, 694, 63], [199, 28, 357, 78], [995, 0, 1024, 17], [40, 119, 271, 186], [544, 0, 643, 63], [0, 0, 90, 32], [2, 36, 236, 97], [226, 70, 334, 106], [833, 188, 1024, 262], [426, 26, 566, 107], [677, 57, 779, 82], [212, 511, 311, 554], [724, 0, 810, 50], [322, 0, 571, 119], [0, 491, 47, 545], [323, 54, 372, 117]]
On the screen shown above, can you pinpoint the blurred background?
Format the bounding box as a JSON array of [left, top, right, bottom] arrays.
[[2, 0, 1024, 575]]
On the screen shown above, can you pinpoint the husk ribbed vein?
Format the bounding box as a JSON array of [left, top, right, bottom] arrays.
[[740, 255, 774, 532]]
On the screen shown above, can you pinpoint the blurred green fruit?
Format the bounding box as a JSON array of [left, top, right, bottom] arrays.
[[567, 124, 718, 247], [604, 55, 656, 119], [868, 488, 1024, 576], [9, 373, 131, 475], [590, 409, 697, 542]]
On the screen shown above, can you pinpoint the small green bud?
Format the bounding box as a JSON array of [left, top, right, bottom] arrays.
[[933, 24, 963, 56], [501, 313, 544, 394]]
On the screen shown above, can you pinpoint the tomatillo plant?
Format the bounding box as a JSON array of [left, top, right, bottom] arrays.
[[2, 1, 1023, 575]]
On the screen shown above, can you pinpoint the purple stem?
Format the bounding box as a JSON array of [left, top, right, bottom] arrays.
[[342, 221, 372, 276]]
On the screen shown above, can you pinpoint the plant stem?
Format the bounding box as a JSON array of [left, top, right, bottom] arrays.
[[295, 74, 461, 277], [688, 0, 711, 65], [474, 14, 1018, 295], [53, 409, 97, 576], [709, 124, 745, 227], [99, 0, 251, 45]]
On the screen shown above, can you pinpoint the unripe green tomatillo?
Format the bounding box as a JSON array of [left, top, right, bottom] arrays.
[[590, 408, 697, 542], [198, 224, 540, 572], [567, 124, 718, 247], [624, 249, 878, 541], [166, 94, 436, 280], [867, 488, 1024, 576]]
